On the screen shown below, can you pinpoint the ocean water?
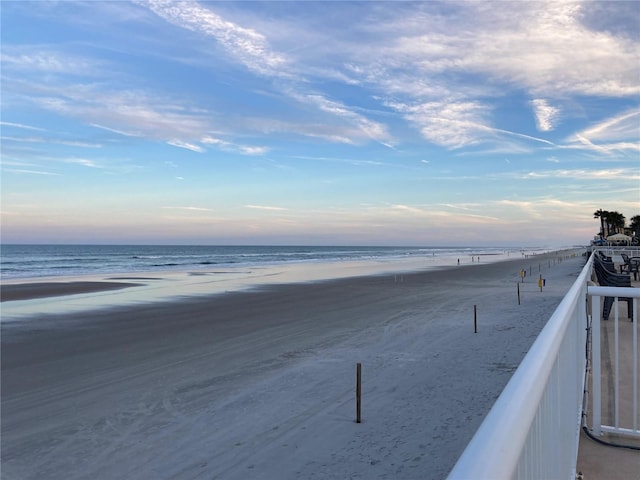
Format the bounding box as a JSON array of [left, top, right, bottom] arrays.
[[1, 244, 523, 280], [1, 244, 553, 319]]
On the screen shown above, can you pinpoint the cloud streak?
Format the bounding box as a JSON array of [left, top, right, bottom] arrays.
[[530, 99, 560, 132], [245, 205, 287, 211], [140, 0, 288, 76]]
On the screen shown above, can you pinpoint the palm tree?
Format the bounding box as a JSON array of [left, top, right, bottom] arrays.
[[630, 215, 640, 239], [593, 209, 609, 238], [607, 211, 625, 235], [593, 209, 608, 239]]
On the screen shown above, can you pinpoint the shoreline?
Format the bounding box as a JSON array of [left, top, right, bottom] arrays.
[[1, 249, 584, 479], [0, 248, 575, 315]]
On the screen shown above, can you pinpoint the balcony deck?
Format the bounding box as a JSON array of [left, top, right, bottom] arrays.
[[576, 271, 640, 479]]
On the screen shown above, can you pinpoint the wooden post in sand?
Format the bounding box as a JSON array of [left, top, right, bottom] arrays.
[[356, 363, 362, 423], [474, 305, 478, 333], [517, 282, 521, 305]]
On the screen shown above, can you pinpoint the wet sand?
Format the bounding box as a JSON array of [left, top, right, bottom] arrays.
[[1, 281, 141, 302]]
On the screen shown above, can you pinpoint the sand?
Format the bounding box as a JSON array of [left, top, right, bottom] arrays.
[[1, 250, 585, 480], [0, 281, 142, 302]]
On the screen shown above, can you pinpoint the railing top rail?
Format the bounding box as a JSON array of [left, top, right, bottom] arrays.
[[447, 253, 594, 479], [588, 285, 640, 298]]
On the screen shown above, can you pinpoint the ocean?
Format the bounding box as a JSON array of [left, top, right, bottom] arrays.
[[1, 244, 525, 280]]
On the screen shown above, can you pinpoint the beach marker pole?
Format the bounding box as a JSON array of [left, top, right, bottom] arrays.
[[474, 305, 478, 333], [356, 363, 362, 423], [517, 282, 521, 305]]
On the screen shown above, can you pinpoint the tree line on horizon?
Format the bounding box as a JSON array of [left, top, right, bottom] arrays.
[[593, 209, 640, 242]]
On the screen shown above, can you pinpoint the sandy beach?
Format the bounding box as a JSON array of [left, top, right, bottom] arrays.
[[0, 281, 143, 302], [1, 250, 585, 479]]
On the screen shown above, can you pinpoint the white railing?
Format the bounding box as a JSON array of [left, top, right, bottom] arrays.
[[447, 255, 593, 480], [588, 286, 640, 439]]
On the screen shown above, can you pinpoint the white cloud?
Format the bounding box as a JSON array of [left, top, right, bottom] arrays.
[[201, 135, 268, 156], [299, 93, 393, 146], [162, 206, 214, 212], [3, 169, 61, 176], [518, 168, 639, 181], [63, 157, 101, 168], [573, 109, 640, 143], [387, 100, 490, 149], [464, 3, 639, 97], [1, 48, 101, 75], [245, 205, 287, 211], [140, 0, 288, 77], [133, 1, 394, 147], [2, 134, 103, 149], [167, 140, 204, 153], [90, 123, 143, 137], [530, 99, 560, 132], [0, 121, 45, 131], [337, 2, 638, 148], [563, 109, 640, 155], [239, 145, 269, 155]]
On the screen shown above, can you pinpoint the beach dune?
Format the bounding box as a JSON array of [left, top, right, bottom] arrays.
[[1, 251, 584, 479]]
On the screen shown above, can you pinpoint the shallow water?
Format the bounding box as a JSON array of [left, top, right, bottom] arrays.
[[1, 249, 542, 320]]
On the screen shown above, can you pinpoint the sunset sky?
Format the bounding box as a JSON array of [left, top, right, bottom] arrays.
[[1, 1, 639, 246]]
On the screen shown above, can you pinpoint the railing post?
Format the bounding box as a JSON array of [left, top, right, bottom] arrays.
[[614, 298, 619, 429], [592, 294, 602, 436], [634, 298, 638, 433], [591, 295, 602, 435]]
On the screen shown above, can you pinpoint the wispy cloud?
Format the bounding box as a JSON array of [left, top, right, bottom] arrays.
[[342, 2, 638, 148], [245, 205, 287, 211], [2, 135, 102, 148], [299, 93, 393, 146], [530, 99, 560, 132], [136, 1, 394, 147], [386, 100, 490, 149], [201, 135, 268, 156], [0, 121, 46, 131], [520, 168, 639, 181], [90, 123, 143, 137], [162, 206, 215, 212], [579, 109, 640, 142], [563, 109, 640, 155], [140, 0, 288, 77], [63, 157, 102, 168], [3, 169, 62, 176], [1, 47, 103, 75], [438, 203, 474, 211], [167, 140, 205, 153]]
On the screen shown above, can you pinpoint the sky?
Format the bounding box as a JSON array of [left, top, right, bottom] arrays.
[[1, 1, 639, 247]]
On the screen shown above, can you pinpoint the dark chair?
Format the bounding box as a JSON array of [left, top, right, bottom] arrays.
[[593, 256, 634, 321], [620, 255, 640, 281], [597, 251, 612, 262]]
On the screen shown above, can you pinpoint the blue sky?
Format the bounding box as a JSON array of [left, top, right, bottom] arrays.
[[1, 1, 639, 246]]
